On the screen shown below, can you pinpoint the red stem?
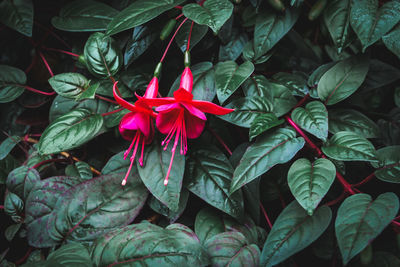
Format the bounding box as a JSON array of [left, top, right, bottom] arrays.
[[0, 205, 4, 210], [101, 107, 124, 117], [352, 172, 375, 187], [25, 55, 38, 74], [38, 51, 54, 77], [174, 5, 183, 9], [34, 21, 71, 49], [175, 13, 184, 20], [95, 94, 119, 105], [186, 21, 194, 51], [15, 247, 32, 265], [42, 47, 80, 58], [24, 86, 56, 96], [291, 93, 310, 110], [207, 126, 232, 156], [260, 202, 273, 229], [160, 17, 189, 63], [32, 158, 69, 169]]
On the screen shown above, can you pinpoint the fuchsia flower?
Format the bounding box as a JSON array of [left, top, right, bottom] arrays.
[[139, 67, 234, 186], [113, 77, 158, 186]]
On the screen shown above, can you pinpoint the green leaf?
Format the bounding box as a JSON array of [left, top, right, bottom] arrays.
[[291, 101, 328, 141], [0, 136, 20, 160], [48, 73, 89, 99], [102, 151, 132, 174], [369, 252, 400, 267], [322, 131, 378, 162], [328, 109, 380, 138], [335, 192, 399, 265], [287, 158, 336, 215], [137, 141, 185, 212], [51, 0, 118, 32], [219, 96, 274, 128], [187, 147, 244, 219], [148, 189, 189, 223], [67, 161, 93, 180], [317, 55, 369, 105], [6, 166, 40, 200], [182, 0, 233, 33], [4, 191, 24, 222], [215, 61, 254, 104], [242, 75, 273, 100], [231, 128, 305, 193], [0, 0, 33, 36], [260, 202, 332, 267], [383, 23, 400, 59], [242, 40, 274, 64], [373, 146, 400, 183], [253, 8, 300, 61], [308, 62, 336, 98], [0, 65, 26, 103], [83, 32, 123, 78], [269, 82, 297, 117], [38, 108, 104, 154], [176, 20, 208, 52], [249, 113, 284, 141], [350, 0, 400, 51], [107, 0, 185, 35], [272, 72, 309, 97], [194, 208, 225, 244], [42, 243, 92, 267], [124, 25, 158, 68], [5, 223, 21, 242], [323, 0, 352, 53], [0, 155, 19, 185], [76, 82, 98, 101], [91, 223, 209, 266], [205, 231, 260, 267], [219, 32, 249, 61], [361, 59, 400, 91]]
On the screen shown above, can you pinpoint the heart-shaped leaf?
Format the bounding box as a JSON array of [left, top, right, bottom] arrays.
[[215, 61, 254, 104], [137, 141, 185, 212], [4, 191, 24, 222], [273, 72, 309, 97], [0, 0, 33, 36], [318, 55, 369, 105], [242, 75, 274, 100], [176, 20, 208, 52], [335, 193, 399, 265], [328, 109, 380, 138], [350, 0, 400, 51], [205, 231, 260, 267], [0, 65, 26, 103], [83, 32, 123, 78], [107, 0, 185, 35], [231, 128, 305, 193], [249, 113, 284, 141], [51, 0, 118, 32], [220, 96, 274, 128], [383, 24, 400, 59], [48, 73, 89, 99], [373, 146, 400, 183], [38, 108, 104, 154], [219, 32, 249, 61], [183, 0, 233, 33], [322, 131, 378, 162], [287, 158, 336, 215], [187, 147, 244, 219], [260, 201, 332, 267], [6, 166, 40, 200], [270, 82, 297, 117], [91, 223, 209, 266], [194, 208, 225, 244], [291, 101, 328, 141], [32, 243, 93, 267]]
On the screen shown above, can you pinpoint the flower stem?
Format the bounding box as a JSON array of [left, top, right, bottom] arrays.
[[24, 85, 56, 96], [260, 202, 273, 229], [101, 107, 124, 117], [160, 17, 189, 63], [186, 21, 194, 51], [38, 51, 54, 77], [207, 126, 232, 156], [42, 47, 80, 58]]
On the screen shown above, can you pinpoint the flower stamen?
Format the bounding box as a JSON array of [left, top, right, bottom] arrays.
[[122, 131, 141, 186]]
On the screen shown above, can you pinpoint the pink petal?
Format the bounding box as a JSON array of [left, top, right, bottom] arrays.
[[156, 102, 181, 113], [179, 67, 193, 93], [191, 100, 235, 115], [143, 77, 159, 98], [120, 112, 140, 131], [184, 111, 206, 139], [173, 88, 193, 102], [156, 106, 183, 135], [113, 82, 137, 112], [139, 97, 177, 107], [119, 112, 152, 139], [181, 103, 207, 120]]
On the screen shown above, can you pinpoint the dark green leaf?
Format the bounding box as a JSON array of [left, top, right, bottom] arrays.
[[4, 191, 24, 222], [5, 223, 21, 242], [102, 151, 131, 174], [182, 0, 233, 33], [0, 155, 19, 185], [270, 82, 297, 117], [219, 96, 274, 128], [76, 82, 98, 101], [231, 128, 305, 193], [194, 208, 225, 244], [68, 161, 93, 180], [0, 65, 26, 103], [137, 141, 185, 212], [215, 61, 254, 104], [291, 101, 328, 141], [369, 251, 400, 267], [51, 0, 118, 32], [0, 136, 20, 160], [0, 0, 33, 36], [383, 23, 400, 59], [48, 73, 89, 99], [249, 113, 284, 141], [148, 189, 189, 223], [373, 146, 400, 183], [242, 40, 274, 64], [350, 0, 400, 51], [318, 55, 369, 105], [124, 25, 158, 68], [260, 202, 332, 267], [176, 20, 208, 52], [335, 193, 399, 265], [308, 62, 336, 98], [83, 32, 123, 78], [107, 0, 185, 35], [91, 223, 209, 266], [187, 147, 244, 219], [322, 131, 378, 162], [328, 109, 379, 138], [43, 243, 92, 267], [6, 166, 40, 200], [205, 231, 260, 267], [272, 72, 309, 97], [287, 158, 336, 215], [219, 32, 249, 61], [242, 75, 274, 100], [38, 108, 104, 154]]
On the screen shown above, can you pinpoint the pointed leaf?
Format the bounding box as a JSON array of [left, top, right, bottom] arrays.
[[383, 24, 400, 59], [219, 32, 249, 61], [91, 223, 209, 266], [176, 20, 208, 52], [6, 166, 40, 200], [260, 201, 332, 267], [350, 0, 400, 51], [4, 191, 24, 222], [0, 65, 26, 103], [249, 113, 284, 141], [328, 109, 379, 138], [148, 189, 189, 223], [124, 25, 158, 67], [215, 61, 254, 104], [288, 158, 336, 215], [44, 244, 92, 266], [270, 82, 297, 117], [38, 108, 104, 155], [205, 231, 260, 267], [242, 75, 274, 100], [373, 146, 400, 183], [292, 101, 328, 141], [0, 0, 33, 36], [137, 141, 185, 212], [5, 223, 21, 242], [182, 0, 233, 33], [187, 147, 244, 219], [231, 128, 305, 193], [48, 73, 89, 99], [273, 72, 309, 97], [0, 136, 20, 160], [322, 131, 378, 162], [318, 55, 369, 105], [335, 193, 399, 265], [51, 0, 118, 32], [194, 208, 225, 244]]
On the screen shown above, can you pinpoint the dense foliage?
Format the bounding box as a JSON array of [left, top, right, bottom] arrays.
[[1, 0, 400, 266]]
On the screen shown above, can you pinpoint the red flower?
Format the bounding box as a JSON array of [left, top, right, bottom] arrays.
[[140, 67, 234, 186], [113, 77, 158, 186]]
